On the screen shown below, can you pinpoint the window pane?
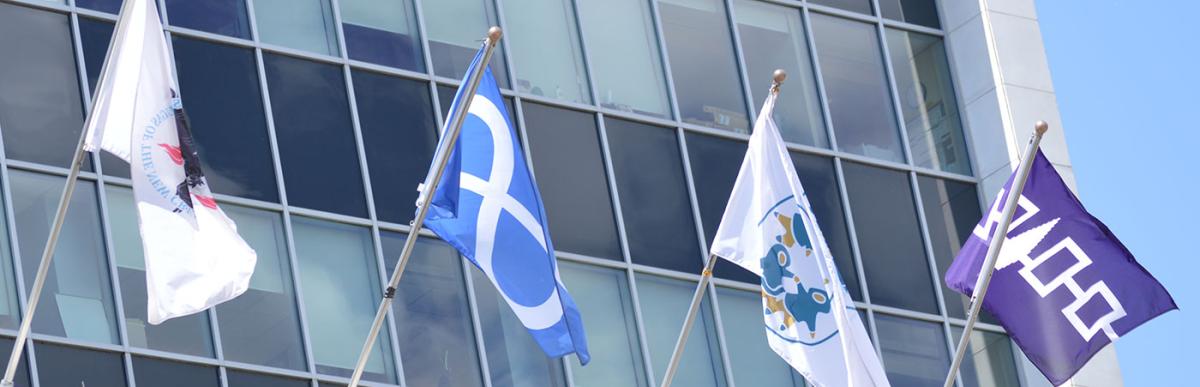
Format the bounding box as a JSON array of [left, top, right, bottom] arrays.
[[842, 163, 938, 313], [886, 30, 970, 175], [79, 17, 115, 94], [734, 0, 827, 147], [382, 233, 484, 387], [292, 217, 395, 382], [684, 134, 757, 284], [216, 205, 307, 370], [166, 0, 252, 39], [340, 0, 423, 71], [810, 0, 872, 15], [605, 119, 702, 272], [34, 343, 126, 386], [561, 263, 648, 387], [636, 274, 727, 387], [793, 153, 860, 300], [503, 0, 590, 104], [0, 339, 30, 387], [472, 269, 567, 387], [173, 36, 280, 202], [0, 180, 19, 329], [576, 0, 670, 117], [227, 370, 310, 387], [875, 314, 950, 387], [264, 54, 368, 218], [353, 70, 436, 224], [523, 103, 621, 260], [952, 328, 1021, 387], [422, 0, 510, 89], [660, 0, 749, 131], [253, 0, 338, 55], [917, 177, 997, 324], [77, 0, 122, 14], [0, 4, 87, 169], [880, 0, 941, 29], [716, 287, 805, 387], [106, 186, 215, 357], [811, 14, 904, 163], [10, 171, 118, 344], [132, 356, 219, 387]]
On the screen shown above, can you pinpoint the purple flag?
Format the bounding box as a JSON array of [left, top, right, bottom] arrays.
[[946, 150, 1176, 385]]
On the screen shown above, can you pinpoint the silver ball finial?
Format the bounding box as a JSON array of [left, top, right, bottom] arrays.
[[1035, 120, 1049, 135], [773, 69, 787, 84], [488, 26, 503, 42]]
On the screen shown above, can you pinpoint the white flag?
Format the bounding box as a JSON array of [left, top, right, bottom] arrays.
[[82, 0, 256, 324], [710, 93, 890, 386]]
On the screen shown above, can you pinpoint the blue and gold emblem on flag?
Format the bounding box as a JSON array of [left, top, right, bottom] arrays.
[[757, 196, 837, 345]]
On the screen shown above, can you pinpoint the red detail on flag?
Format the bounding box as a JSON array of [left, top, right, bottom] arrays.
[[193, 194, 218, 210], [158, 143, 183, 165]]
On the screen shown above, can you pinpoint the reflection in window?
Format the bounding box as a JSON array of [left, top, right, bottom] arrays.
[[523, 103, 621, 260], [810, 0, 873, 15], [472, 269, 567, 387], [660, 0, 749, 131], [10, 171, 118, 344], [292, 217, 396, 383], [811, 14, 905, 163], [560, 263, 648, 387], [917, 177, 998, 324], [216, 205, 307, 370], [132, 356, 220, 387], [264, 54, 368, 218], [576, 0, 670, 117], [636, 274, 727, 387], [340, 0, 424, 71], [353, 70, 438, 224], [716, 287, 805, 387], [503, 0, 591, 103], [421, 0, 510, 88], [880, 0, 941, 29], [952, 328, 1021, 387], [253, 0, 339, 55], [382, 233, 484, 387], [0, 4, 87, 169], [605, 119, 702, 272], [166, 0, 252, 39], [733, 0, 827, 147], [173, 36, 280, 202], [842, 163, 938, 314], [226, 370, 311, 387], [107, 186, 215, 358], [34, 342, 127, 387], [887, 30, 971, 175], [793, 154, 860, 300], [875, 314, 950, 387]]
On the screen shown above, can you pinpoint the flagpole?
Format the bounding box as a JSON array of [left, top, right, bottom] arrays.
[[942, 121, 1048, 387], [346, 26, 503, 387], [658, 70, 786, 387]]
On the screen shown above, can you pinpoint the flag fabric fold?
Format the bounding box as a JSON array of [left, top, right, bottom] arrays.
[[422, 51, 590, 364], [82, 0, 256, 325], [710, 92, 890, 387], [946, 150, 1176, 385]]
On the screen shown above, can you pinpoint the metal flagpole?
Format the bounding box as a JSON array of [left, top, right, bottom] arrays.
[[346, 26, 503, 387], [942, 121, 1049, 387], [0, 0, 136, 384], [658, 70, 787, 387]]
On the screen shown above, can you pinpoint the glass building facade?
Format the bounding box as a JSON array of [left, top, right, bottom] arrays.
[[0, 0, 1027, 385]]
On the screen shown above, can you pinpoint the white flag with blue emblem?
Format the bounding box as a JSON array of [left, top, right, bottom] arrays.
[[81, 0, 256, 324], [710, 93, 889, 386], [423, 51, 590, 364]]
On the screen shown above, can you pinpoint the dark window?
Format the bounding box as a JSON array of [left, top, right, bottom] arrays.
[[339, 0, 424, 71], [842, 162, 938, 313], [132, 356, 219, 387], [0, 4, 88, 169], [684, 134, 753, 283], [166, 0, 252, 39], [227, 370, 310, 387], [264, 54, 368, 218], [77, 0, 122, 14], [606, 119, 702, 272], [810, 0, 873, 14], [353, 70, 437, 224], [173, 36, 279, 202], [34, 342, 127, 387], [917, 176, 997, 323], [659, 0, 749, 132], [792, 153, 861, 300], [78, 18, 134, 179], [523, 103, 621, 260], [0, 339, 30, 387], [880, 0, 941, 29]]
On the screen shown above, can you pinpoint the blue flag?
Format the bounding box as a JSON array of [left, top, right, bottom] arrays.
[[423, 50, 590, 364], [946, 150, 1175, 385]]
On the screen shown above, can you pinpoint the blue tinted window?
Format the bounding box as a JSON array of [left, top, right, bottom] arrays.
[[340, 0, 424, 71], [34, 342, 127, 387], [659, 0, 749, 131], [811, 0, 872, 14], [684, 133, 754, 283], [637, 274, 727, 387], [880, 0, 941, 29], [264, 54, 368, 218], [78, 17, 114, 93], [132, 356, 219, 387], [472, 268, 567, 387], [174, 36, 279, 202], [77, 0, 122, 14], [716, 287, 805, 386], [227, 370, 310, 387], [353, 70, 437, 224], [792, 153, 860, 300], [605, 119, 703, 272], [523, 103, 622, 260], [166, 0, 252, 39], [0, 339, 30, 387], [560, 263, 648, 387]]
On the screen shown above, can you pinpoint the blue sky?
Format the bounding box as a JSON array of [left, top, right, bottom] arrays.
[[1034, 0, 1199, 384]]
